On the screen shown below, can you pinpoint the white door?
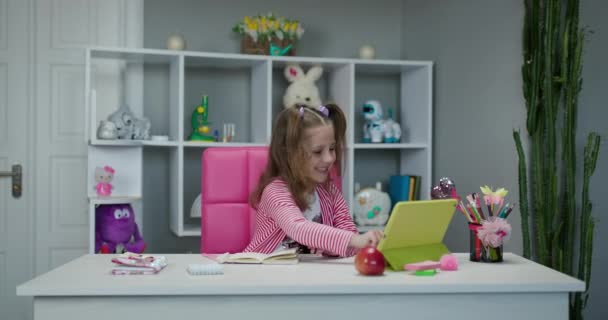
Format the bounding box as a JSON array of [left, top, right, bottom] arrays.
[[0, 1, 32, 319], [33, 0, 142, 273], [0, 1, 142, 319]]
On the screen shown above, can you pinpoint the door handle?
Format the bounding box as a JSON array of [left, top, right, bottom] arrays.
[[0, 164, 22, 198]]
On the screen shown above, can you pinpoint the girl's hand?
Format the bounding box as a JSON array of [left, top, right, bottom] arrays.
[[349, 230, 384, 249]]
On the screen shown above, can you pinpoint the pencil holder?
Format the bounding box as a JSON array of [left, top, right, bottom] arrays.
[[482, 245, 503, 263], [468, 223, 483, 262], [468, 222, 503, 263]]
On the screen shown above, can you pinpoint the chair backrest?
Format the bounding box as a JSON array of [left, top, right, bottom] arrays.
[[201, 147, 268, 254], [200, 147, 342, 254]]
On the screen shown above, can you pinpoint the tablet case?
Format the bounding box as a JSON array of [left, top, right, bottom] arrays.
[[377, 199, 457, 271]]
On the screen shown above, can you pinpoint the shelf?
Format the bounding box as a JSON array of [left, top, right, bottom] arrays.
[[90, 139, 143, 146], [89, 196, 142, 205], [142, 140, 179, 147], [181, 224, 200, 237], [86, 46, 433, 241]]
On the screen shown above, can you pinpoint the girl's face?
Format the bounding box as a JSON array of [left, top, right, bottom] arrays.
[[304, 124, 336, 184]]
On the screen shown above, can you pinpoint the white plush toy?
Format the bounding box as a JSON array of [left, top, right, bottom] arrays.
[[107, 105, 150, 140], [97, 120, 118, 140], [283, 64, 323, 108]]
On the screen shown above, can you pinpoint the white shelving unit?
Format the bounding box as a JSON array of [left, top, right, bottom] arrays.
[[85, 46, 433, 251]]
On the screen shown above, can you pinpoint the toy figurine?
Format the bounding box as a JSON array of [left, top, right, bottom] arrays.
[[353, 182, 391, 226], [189, 95, 215, 141], [97, 120, 118, 139], [362, 100, 402, 143], [95, 203, 146, 254], [94, 166, 114, 197], [106, 105, 150, 140]]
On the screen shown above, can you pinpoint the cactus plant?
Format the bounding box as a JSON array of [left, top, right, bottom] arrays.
[[514, 0, 601, 319]]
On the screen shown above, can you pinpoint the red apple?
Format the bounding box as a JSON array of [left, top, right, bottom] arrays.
[[354, 246, 386, 276]]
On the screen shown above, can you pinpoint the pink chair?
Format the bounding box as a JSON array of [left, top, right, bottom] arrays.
[[200, 147, 342, 254], [201, 147, 268, 254]]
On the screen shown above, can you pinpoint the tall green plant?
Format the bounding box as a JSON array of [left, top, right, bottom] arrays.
[[514, 0, 601, 319]]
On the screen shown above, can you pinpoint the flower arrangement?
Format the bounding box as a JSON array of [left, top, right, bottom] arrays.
[[232, 13, 304, 56]]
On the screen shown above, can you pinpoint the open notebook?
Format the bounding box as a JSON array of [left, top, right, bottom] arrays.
[[215, 248, 298, 265]]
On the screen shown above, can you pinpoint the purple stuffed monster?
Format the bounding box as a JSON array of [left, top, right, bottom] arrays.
[[95, 204, 146, 254]]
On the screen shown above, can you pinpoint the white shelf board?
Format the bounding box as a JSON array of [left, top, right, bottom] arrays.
[[142, 140, 179, 147], [90, 139, 143, 146], [89, 196, 142, 205], [353, 143, 427, 149], [182, 141, 268, 148], [89, 46, 433, 71], [181, 224, 200, 237]]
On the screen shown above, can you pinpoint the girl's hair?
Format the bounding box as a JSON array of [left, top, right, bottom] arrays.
[[250, 103, 347, 211]]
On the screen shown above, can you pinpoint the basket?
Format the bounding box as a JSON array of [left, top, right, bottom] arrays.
[[241, 36, 296, 56]]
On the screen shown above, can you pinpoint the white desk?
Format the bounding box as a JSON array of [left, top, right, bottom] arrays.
[[18, 253, 583, 320]]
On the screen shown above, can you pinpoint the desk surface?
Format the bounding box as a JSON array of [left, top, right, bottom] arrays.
[[17, 253, 584, 296]]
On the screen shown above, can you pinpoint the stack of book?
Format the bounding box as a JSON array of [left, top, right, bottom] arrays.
[[389, 174, 422, 207], [111, 252, 168, 275]]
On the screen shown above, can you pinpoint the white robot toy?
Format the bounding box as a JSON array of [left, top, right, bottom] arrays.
[[362, 100, 401, 143]]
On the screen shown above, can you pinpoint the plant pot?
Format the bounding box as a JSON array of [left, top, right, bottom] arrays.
[[241, 35, 296, 56]]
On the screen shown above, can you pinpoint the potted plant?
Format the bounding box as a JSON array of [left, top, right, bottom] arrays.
[[232, 13, 304, 56], [513, 0, 601, 319]]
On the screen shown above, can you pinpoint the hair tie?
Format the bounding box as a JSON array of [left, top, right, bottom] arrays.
[[318, 105, 329, 117], [299, 106, 305, 118]]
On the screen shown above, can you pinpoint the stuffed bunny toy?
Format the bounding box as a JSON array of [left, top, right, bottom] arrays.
[[283, 64, 323, 108]]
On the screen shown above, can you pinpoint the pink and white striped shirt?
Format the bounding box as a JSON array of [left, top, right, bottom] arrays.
[[244, 178, 359, 257]]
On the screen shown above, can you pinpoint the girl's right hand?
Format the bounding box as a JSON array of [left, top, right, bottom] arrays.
[[349, 230, 384, 249]]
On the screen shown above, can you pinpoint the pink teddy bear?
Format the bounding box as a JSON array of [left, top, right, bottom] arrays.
[[94, 166, 115, 196]]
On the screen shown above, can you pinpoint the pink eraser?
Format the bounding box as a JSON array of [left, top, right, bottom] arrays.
[[404, 261, 440, 271]]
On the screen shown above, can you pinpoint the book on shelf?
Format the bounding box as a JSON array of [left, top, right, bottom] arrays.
[[389, 175, 422, 208], [389, 175, 410, 206], [215, 248, 298, 265], [110, 252, 168, 275]]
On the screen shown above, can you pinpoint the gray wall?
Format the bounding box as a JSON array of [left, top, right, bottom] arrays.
[[144, 1, 607, 318], [144, 0, 403, 59], [402, 1, 607, 319]]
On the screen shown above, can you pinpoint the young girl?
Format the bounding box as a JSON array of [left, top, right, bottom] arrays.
[[244, 103, 383, 257]]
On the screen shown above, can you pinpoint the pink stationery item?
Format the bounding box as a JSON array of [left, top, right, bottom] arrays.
[[404, 260, 440, 271], [111, 252, 167, 275], [404, 254, 459, 271]]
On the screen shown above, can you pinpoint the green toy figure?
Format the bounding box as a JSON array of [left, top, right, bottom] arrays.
[[189, 95, 215, 141]]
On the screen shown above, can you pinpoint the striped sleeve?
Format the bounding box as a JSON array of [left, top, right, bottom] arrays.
[[262, 180, 355, 257], [327, 182, 359, 257]]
